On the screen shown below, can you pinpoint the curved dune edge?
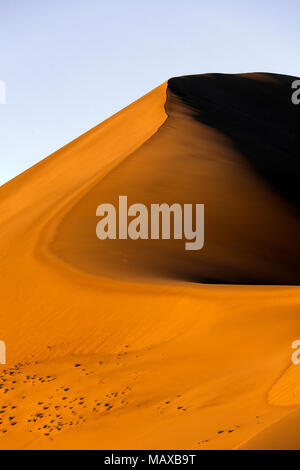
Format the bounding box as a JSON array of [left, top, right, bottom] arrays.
[[0, 75, 300, 449], [50, 74, 300, 285], [0, 81, 168, 226], [268, 363, 300, 407], [237, 407, 300, 450]]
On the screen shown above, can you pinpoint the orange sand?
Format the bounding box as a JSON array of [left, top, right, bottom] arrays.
[[0, 79, 299, 449]]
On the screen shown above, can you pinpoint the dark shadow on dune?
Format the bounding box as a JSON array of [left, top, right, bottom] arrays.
[[51, 73, 300, 285], [168, 73, 300, 209]]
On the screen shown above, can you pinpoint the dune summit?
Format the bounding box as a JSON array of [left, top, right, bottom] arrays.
[[0, 73, 300, 450]]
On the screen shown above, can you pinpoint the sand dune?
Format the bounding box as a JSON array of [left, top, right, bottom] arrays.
[[0, 73, 299, 449]]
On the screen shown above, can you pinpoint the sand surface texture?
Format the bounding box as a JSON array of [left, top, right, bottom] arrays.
[[0, 74, 299, 449]]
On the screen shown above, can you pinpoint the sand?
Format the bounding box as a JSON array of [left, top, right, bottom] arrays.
[[0, 74, 299, 449]]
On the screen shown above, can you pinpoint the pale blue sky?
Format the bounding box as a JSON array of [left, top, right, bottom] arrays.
[[0, 0, 299, 185]]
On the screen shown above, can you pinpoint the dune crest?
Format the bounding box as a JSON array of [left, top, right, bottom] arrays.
[[51, 74, 300, 284]]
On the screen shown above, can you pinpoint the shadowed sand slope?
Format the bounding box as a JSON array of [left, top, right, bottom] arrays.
[[169, 73, 300, 207], [0, 74, 299, 450], [52, 73, 300, 284]]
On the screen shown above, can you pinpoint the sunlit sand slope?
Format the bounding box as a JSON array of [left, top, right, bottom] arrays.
[[0, 74, 299, 450], [238, 408, 300, 450]]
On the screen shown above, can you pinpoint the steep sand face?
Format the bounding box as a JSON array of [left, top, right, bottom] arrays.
[[52, 78, 300, 284], [0, 74, 299, 450]]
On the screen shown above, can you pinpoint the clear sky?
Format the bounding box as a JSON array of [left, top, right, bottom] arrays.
[[0, 0, 299, 185]]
